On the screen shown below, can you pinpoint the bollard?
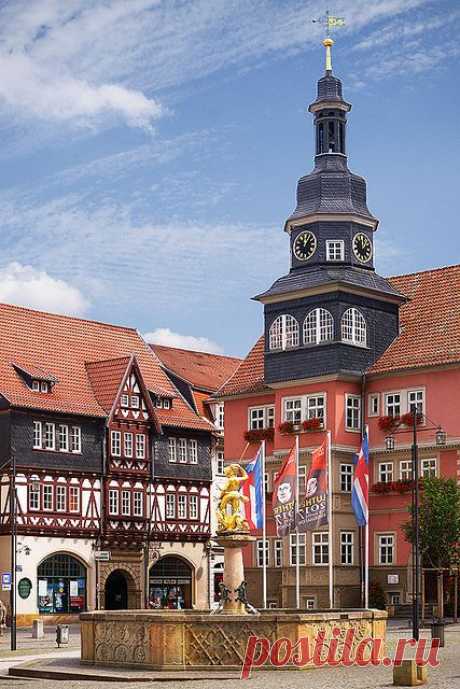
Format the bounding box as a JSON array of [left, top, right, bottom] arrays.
[[393, 659, 427, 686], [32, 619, 44, 639], [431, 619, 445, 647], [56, 624, 69, 648]]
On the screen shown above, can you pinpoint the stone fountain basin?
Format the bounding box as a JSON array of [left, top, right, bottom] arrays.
[[80, 608, 387, 671]]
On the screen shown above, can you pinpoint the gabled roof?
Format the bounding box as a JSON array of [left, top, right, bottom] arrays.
[[217, 264, 460, 396], [369, 264, 460, 374], [85, 356, 132, 414], [151, 344, 241, 393], [215, 337, 269, 398], [12, 361, 58, 383], [0, 303, 211, 430]]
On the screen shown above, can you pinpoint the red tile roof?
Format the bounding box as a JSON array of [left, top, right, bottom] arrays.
[[151, 345, 241, 392], [217, 264, 460, 395], [85, 356, 132, 414], [370, 264, 460, 374], [216, 337, 269, 397], [0, 303, 211, 430]]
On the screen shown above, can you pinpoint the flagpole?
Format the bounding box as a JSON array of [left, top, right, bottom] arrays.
[[295, 434, 300, 610], [261, 440, 267, 610], [327, 430, 333, 609], [364, 425, 369, 609]]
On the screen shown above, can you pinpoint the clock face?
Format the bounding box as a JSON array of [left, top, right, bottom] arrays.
[[352, 233, 372, 263], [293, 231, 317, 262]]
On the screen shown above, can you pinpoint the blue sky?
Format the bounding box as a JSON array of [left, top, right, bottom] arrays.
[[0, 0, 458, 357]]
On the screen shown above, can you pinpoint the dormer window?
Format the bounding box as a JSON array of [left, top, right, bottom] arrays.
[[31, 380, 49, 393], [163, 398, 171, 410], [40, 381, 49, 393], [32, 381, 40, 392], [155, 396, 172, 409]]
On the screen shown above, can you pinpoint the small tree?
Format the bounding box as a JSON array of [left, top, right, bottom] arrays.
[[402, 477, 460, 616]]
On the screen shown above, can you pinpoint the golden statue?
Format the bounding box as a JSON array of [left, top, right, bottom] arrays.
[[217, 463, 250, 532]]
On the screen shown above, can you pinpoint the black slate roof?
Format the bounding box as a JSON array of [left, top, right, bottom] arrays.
[[254, 266, 406, 302], [310, 73, 350, 106], [286, 154, 377, 225]]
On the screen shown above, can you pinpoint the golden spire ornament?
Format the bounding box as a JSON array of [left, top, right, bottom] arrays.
[[312, 9, 346, 72]]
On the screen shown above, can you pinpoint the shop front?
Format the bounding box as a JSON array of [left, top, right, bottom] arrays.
[[37, 553, 87, 615], [148, 556, 193, 609]]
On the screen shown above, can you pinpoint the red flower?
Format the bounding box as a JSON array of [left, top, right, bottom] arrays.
[[244, 427, 275, 444], [303, 417, 322, 431], [378, 415, 400, 433], [278, 421, 294, 434]]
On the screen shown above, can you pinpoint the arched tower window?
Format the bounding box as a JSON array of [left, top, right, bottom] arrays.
[[303, 308, 334, 345], [341, 308, 367, 346], [269, 315, 299, 351]]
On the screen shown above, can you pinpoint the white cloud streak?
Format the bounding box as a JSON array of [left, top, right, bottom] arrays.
[[143, 327, 223, 354], [0, 262, 89, 315]]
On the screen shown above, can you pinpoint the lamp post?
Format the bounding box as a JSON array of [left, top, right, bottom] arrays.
[[385, 409, 446, 641], [10, 452, 16, 651]]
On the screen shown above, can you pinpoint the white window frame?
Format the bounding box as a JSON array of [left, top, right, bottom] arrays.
[[215, 403, 224, 430], [400, 460, 413, 480], [178, 494, 187, 519], [340, 464, 353, 492], [163, 398, 171, 410], [378, 533, 395, 565], [32, 380, 40, 392], [33, 421, 42, 449], [248, 405, 274, 430], [368, 393, 380, 417], [40, 381, 49, 393], [130, 395, 140, 408], [178, 438, 187, 463], [124, 432, 133, 458], [407, 389, 425, 417], [188, 439, 198, 464], [384, 392, 401, 418], [256, 540, 269, 567], [121, 489, 131, 516], [42, 484, 53, 511], [378, 462, 393, 483], [168, 437, 177, 463], [303, 308, 334, 345], [109, 489, 119, 515], [44, 423, 55, 451], [304, 597, 315, 610], [216, 451, 225, 476], [166, 493, 175, 519], [341, 308, 367, 347], [111, 430, 121, 457], [269, 314, 299, 351], [340, 531, 354, 565], [326, 239, 345, 262], [70, 426, 81, 453], [282, 394, 326, 426], [421, 458, 437, 478], [136, 434, 146, 459], [121, 394, 129, 407], [298, 465, 307, 492], [133, 491, 143, 517], [56, 484, 67, 512], [58, 424, 69, 452], [345, 394, 361, 432], [312, 532, 329, 565], [28, 482, 40, 510], [274, 539, 283, 567], [69, 486, 80, 513], [289, 533, 306, 566], [189, 494, 198, 520]]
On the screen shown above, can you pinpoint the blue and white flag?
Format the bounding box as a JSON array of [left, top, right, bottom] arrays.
[[352, 432, 369, 527], [242, 445, 264, 530]]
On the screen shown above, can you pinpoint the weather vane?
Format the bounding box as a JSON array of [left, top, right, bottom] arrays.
[[312, 9, 346, 72]]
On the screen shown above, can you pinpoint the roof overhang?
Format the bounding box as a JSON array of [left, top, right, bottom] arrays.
[[284, 212, 378, 234], [254, 280, 407, 306]]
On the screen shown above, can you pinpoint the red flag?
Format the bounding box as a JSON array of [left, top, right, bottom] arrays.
[[297, 439, 328, 532], [272, 443, 297, 537]]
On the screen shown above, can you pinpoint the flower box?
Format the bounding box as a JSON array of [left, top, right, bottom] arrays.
[[244, 427, 275, 444], [303, 417, 323, 432], [377, 415, 399, 433], [278, 421, 294, 434]]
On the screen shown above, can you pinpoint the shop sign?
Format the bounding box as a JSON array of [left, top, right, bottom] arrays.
[[18, 577, 32, 599], [1, 572, 11, 591], [149, 577, 190, 585], [94, 551, 111, 562]]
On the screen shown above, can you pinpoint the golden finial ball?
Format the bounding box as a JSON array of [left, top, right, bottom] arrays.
[[322, 38, 334, 47]]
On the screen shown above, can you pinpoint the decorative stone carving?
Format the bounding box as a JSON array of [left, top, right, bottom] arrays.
[[94, 621, 149, 665]]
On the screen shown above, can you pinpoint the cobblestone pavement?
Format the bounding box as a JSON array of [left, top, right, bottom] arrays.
[[1, 624, 460, 688]]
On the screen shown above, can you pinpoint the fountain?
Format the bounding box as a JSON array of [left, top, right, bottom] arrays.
[[80, 464, 386, 671]]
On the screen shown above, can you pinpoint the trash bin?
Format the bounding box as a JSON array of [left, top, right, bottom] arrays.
[[56, 624, 70, 648], [431, 619, 445, 647]]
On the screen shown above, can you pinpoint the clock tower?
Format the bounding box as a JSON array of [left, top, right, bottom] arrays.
[[255, 39, 405, 384]]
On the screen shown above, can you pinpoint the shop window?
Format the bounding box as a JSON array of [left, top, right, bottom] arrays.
[[37, 553, 86, 615]]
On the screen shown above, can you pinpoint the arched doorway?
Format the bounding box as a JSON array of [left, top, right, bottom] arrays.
[[37, 553, 86, 615], [104, 569, 137, 610], [149, 556, 193, 609]]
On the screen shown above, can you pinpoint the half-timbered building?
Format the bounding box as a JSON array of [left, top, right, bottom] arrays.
[[0, 304, 214, 624]]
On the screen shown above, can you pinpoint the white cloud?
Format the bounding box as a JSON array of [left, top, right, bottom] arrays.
[[143, 327, 223, 354], [0, 262, 89, 316], [0, 53, 162, 130]]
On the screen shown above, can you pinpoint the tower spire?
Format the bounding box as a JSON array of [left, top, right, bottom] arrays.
[[312, 10, 345, 73], [323, 37, 334, 73]]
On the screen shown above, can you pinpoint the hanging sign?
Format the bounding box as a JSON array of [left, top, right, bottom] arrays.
[[94, 551, 111, 562], [1, 572, 11, 591], [18, 578, 32, 599]]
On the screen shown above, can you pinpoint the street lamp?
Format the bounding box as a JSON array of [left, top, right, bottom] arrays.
[[388, 410, 446, 641]]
